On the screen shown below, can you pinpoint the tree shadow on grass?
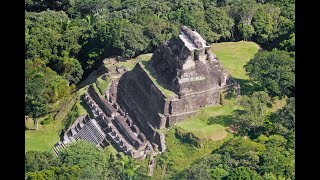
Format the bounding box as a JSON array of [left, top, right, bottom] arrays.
[[234, 78, 264, 96], [207, 115, 234, 126]]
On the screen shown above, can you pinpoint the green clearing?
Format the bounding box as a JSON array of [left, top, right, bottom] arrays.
[[25, 122, 61, 152], [212, 41, 262, 95], [25, 94, 82, 152], [176, 98, 239, 141], [211, 41, 260, 80], [25, 115, 62, 152]]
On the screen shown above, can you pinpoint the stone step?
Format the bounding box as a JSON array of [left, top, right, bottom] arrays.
[[52, 148, 59, 157]]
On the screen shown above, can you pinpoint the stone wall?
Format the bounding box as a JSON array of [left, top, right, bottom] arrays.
[[177, 60, 226, 96], [87, 86, 117, 117], [116, 63, 167, 151], [167, 111, 198, 126], [149, 38, 189, 93], [169, 90, 220, 115], [117, 63, 167, 129]]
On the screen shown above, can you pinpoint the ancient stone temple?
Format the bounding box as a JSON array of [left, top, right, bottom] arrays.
[[53, 26, 237, 167], [148, 26, 237, 124]]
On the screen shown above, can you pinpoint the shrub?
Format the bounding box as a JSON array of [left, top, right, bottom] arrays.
[[40, 115, 54, 125]]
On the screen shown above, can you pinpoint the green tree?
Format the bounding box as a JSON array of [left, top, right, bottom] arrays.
[[25, 151, 60, 173], [122, 23, 150, 57], [251, 3, 282, 45], [67, 0, 109, 18], [61, 57, 84, 84], [25, 10, 84, 83], [59, 141, 109, 179], [270, 97, 295, 135], [184, 159, 211, 179], [252, 5, 274, 43], [238, 24, 255, 41], [25, 59, 70, 118], [258, 135, 295, 179], [26, 169, 55, 180], [210, 165, 229, 179], [130, 9, 178, 50], [169, 4, 218, 42], [113, 153, 147, 180], [26, 165, 83, 180], [217, 137, 266, 170], [278, 32, 295, 51], [232, 91, 271, 136], [262, 172, 277, 180], [25, 10, 69, 62], [227, 166, 261, 180], [225, 0, 258, 41], [25, 0, 72, 12], [265, 0, 295, 50], [244, 50, 295, 97], [230, 0, 258, 24], [205, 7, 234, 41]]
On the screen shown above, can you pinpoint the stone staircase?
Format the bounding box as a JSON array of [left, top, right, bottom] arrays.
[[52, 141, 68, 157]]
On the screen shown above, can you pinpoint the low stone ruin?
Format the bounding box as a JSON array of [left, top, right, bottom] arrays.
[[53, 84, 152, 159]]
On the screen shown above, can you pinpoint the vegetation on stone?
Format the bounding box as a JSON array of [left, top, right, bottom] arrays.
[[96, 76, 111, 96], [139, 60, 177, 98]]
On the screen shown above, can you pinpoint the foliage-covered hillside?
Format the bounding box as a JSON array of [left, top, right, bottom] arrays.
[[25, 0, 295, 121]]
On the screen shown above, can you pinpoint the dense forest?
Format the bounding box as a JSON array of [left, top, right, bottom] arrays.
[[25, 0, 295, 179]]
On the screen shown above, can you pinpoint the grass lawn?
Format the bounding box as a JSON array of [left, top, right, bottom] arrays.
[[96, 76, 111, 96], [25, 95, 79, 152], [117, 58, 137, 70], [211, 41, 260, 80], [176, 98, 239, 141], [25, 116, 63, 152]]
